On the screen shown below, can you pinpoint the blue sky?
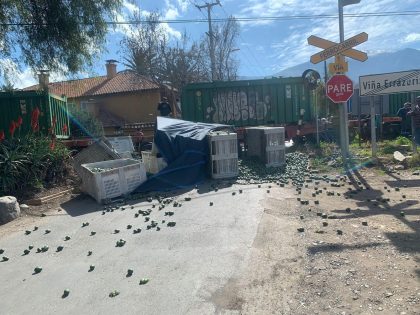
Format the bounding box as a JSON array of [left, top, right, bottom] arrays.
[[4, 0, 420, 88]]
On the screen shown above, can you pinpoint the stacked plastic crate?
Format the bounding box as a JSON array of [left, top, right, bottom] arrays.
[[245, 127, 285, 167], [208, 131, 238, 179]]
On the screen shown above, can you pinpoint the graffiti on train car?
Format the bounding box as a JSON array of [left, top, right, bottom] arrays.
[[206, 90, 271, 123]]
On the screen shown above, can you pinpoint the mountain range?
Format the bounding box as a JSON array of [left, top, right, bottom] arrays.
[[273, 48, 420, 83]]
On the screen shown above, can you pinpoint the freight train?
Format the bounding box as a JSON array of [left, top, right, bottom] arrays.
[[181, 77, 420, 141]]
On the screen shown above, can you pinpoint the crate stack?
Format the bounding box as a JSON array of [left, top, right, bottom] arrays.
[[245, 127, 286, 167], [208, 131, 238, 179]]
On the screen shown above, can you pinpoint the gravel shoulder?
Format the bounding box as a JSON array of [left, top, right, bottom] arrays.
[[223, 169, 420, 315]]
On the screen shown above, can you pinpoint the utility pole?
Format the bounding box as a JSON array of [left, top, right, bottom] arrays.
[[195, 0, 221, 81]]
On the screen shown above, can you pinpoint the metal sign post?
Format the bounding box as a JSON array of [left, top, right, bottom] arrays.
[[370, 96, 377, 157], [338, 0, 361, 159], [315, 90, 320, 145], [411, 93, 418, 153], [308, 0, 366, 161]]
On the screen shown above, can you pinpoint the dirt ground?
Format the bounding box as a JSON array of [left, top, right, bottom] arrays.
[[1, 167, 419, 315], [215, 168, 420, 315]]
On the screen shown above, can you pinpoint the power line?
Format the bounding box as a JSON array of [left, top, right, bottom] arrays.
[[3, 10, 420, 26]]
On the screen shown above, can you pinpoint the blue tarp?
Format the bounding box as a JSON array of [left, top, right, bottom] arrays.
[[133, 117, 230, 193]]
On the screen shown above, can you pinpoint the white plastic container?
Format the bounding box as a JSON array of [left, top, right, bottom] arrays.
[[210, 156, 238, 179], [208, 131, 238, 179], [208, 131, 238, 159], [141, 151, 167, 174], [80, 159, 146, 204], [245, 127, 285, 166], [106, 136, 135, 157], [266, 146, 286, 167]]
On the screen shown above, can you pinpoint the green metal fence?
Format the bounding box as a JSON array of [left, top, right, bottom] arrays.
[[0, 90, 70, 139]]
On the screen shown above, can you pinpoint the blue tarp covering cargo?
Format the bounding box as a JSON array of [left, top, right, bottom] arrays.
[[134, 117, 230, 193]]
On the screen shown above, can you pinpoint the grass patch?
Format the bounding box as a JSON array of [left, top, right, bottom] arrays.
[[408, 153, 420, 169], [379, 136, 412, 155]]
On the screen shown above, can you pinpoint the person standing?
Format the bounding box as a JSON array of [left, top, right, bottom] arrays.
[[407, 96, 420, 146], [157, 97, 172, 117], [397, 102, 412, 135]]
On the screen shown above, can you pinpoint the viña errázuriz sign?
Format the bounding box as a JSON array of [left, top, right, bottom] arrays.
[[359, 70, 420, 96]]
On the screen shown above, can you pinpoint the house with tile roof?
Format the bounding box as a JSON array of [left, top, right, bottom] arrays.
[[23, 60, 175, 136]]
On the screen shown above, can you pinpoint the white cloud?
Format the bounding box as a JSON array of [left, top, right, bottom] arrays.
[[402, 33, 420, 44], [165, 7, 179, 20], [177, 0, 189, 12], [111, 1, 182, 40], [112, 12, 132, 36], [123, 0, 140, 14], [241, 0, 420, 72], [0, 60, 36, 89]]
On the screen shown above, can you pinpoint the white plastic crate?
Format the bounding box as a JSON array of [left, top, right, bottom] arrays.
[[210, 156, 238, 179], [208, 131, 238, 159], [106, 136, 135, 157], [80, 159, 146, 204], [266, 146, 286, 167], [246, 127, 285, 166], [266, 130, 285, 147], [141, 151, 167, 174]]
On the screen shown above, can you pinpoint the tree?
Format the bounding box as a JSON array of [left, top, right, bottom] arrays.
[[122, 13, 210, 92], [122, 13, 240, 89], [0, 0, 122, 80], [121, 11, 165, 82], [209, 17, 240, 81], [158, 33, 210, 92]]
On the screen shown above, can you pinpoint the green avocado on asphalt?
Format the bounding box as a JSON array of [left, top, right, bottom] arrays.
[[34, 266, 42, 274], [109, 290, 120, 297], [139, 278, 149, 285], [62, 289, 70, 298]]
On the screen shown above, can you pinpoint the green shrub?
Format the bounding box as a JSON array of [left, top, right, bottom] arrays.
[[394, 136, 411, 146], [0, 135, 70, 196]]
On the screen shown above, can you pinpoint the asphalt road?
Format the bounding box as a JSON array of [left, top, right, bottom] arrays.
[[0, 184, 267, 315]]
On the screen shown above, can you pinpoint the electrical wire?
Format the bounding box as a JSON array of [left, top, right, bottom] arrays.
[[2, 10, 420, 26]]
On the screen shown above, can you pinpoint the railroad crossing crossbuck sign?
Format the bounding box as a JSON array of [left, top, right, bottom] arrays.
[[326, 74, 354, 103], [308, 32, 368, 64]]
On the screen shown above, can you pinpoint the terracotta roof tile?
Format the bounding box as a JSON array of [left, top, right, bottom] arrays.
[[23, 71, 159, 98]]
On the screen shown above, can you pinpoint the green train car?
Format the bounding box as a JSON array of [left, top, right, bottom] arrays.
[[0, 90, 71, 139], [181, 77, 314, 127]]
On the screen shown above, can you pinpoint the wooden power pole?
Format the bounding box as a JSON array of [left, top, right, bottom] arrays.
[[195, 0, 221, 81]]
